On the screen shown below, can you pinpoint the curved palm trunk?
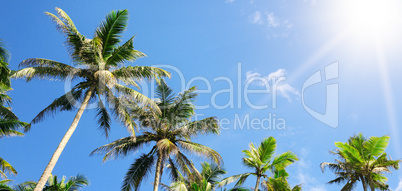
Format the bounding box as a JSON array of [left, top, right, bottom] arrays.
[[34, 87, 94, 191], [153, 152, 163, 191], [254, 175, 261, 191]]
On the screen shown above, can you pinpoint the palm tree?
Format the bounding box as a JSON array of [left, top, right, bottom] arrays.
[[9, 174, 88, 191], [42, 174, 89, 191], [12, 8, 169, 191], [260, 169, 301, 191], [219, 137, 298, 191], [0, 39, 28, 179], [166, 162, 226, 191], [91, 80, 222, 191], [321, 133, 400, 191]]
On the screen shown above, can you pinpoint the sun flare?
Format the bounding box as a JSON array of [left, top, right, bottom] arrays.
[[338, 0, 402, 40]]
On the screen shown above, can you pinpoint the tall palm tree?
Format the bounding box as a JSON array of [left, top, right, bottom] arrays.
[[166, 162, 226, 191], [12, 8, 169, 191], [219, 137, 298, 191], [0, 39, 28, 179], [321, 133, 400, 191], [91, 80, 222, 191]]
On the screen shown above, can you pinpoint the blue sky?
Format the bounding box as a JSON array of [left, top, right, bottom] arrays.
[[1, 0, 402, 190]]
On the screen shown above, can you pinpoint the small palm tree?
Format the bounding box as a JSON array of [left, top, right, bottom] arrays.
[[43, 174, 89, 191], [0, 39, 28, 179], [12, 8, 169, 191], [219, 137, 298, 191], [166, 162, 226, 191], [261, 169, 301, 191], [91, 80, 222, 191], [9, 174, 88, 191], [321, 133, 400, 191]]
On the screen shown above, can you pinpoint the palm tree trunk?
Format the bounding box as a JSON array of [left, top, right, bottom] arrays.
[[361, 175, 367, 191], [254, 175, 261, 191], [153, 152, 163, 191], [34, 87, 94, 191]]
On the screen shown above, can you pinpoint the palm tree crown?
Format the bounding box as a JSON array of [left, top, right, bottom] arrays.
[[92, 80, 222, 191], [219, 137, 298, 191], [11, 8, 169, 191], [321, 133, 400, 191], [166, 162, 226, 191]]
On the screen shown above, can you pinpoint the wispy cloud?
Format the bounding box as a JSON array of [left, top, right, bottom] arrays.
[[250, 11, 263, 24], [267, 12, 279, 27], [245, 69, 299, 101], [225, 0, 234, 3], [248, 11, 293, 39]]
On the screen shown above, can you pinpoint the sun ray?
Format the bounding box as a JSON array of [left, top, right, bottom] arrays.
[[375, 40, 401, 159]]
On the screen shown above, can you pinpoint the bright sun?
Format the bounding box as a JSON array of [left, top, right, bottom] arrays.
[[338, 0, 402, 41]]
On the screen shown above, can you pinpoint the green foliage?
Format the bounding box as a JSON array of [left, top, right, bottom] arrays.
[[219, 137, 298, 191], [92, 81, 221, 191], [321, 133, 400, 191], [12, 8, 170, 137]]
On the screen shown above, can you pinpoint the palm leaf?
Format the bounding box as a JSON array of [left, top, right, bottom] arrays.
[[106, 36, 146, 67], [96, 9, 129, 59], [112, 66, 169, 87], [364, 136, 390, 157], [219, 173, 252, 188], [177, 141, 222, 165], [258, 137, 276, 164], [90, 134, 153, 161], [95, 100, 111, 137], [122, 149, 156, 191], [0, 157, 17, 178]]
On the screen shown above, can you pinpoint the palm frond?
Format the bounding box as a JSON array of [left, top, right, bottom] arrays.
[[219, 173, 252, 188], [176, 117, 220, 139], [0, 119, 27, 137], [65, 174, 89, 191], [90, 134, 153, 161], [270, 151, 298, 170], [112, 66, 169, 87], [114, 84, 160, 114], [27, 88, 84, 130], [0, 157, 17, 178], [95, 9, 129, 59], [177, 141, 222, 165], [364, 135, 390, 158], [258, 137, 276, 164], [122, 149, 156, 191], [95, 99, 111, 137], [106, 36, 146, 67]]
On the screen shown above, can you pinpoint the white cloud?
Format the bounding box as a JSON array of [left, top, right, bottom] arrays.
[[250, 11, 263, 24], [248, 11, 293, 39], [225, 0, 234, 3], [245, 69, 299, 101], [267, 12, 279, 27], [395, 177, 402, 191]]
